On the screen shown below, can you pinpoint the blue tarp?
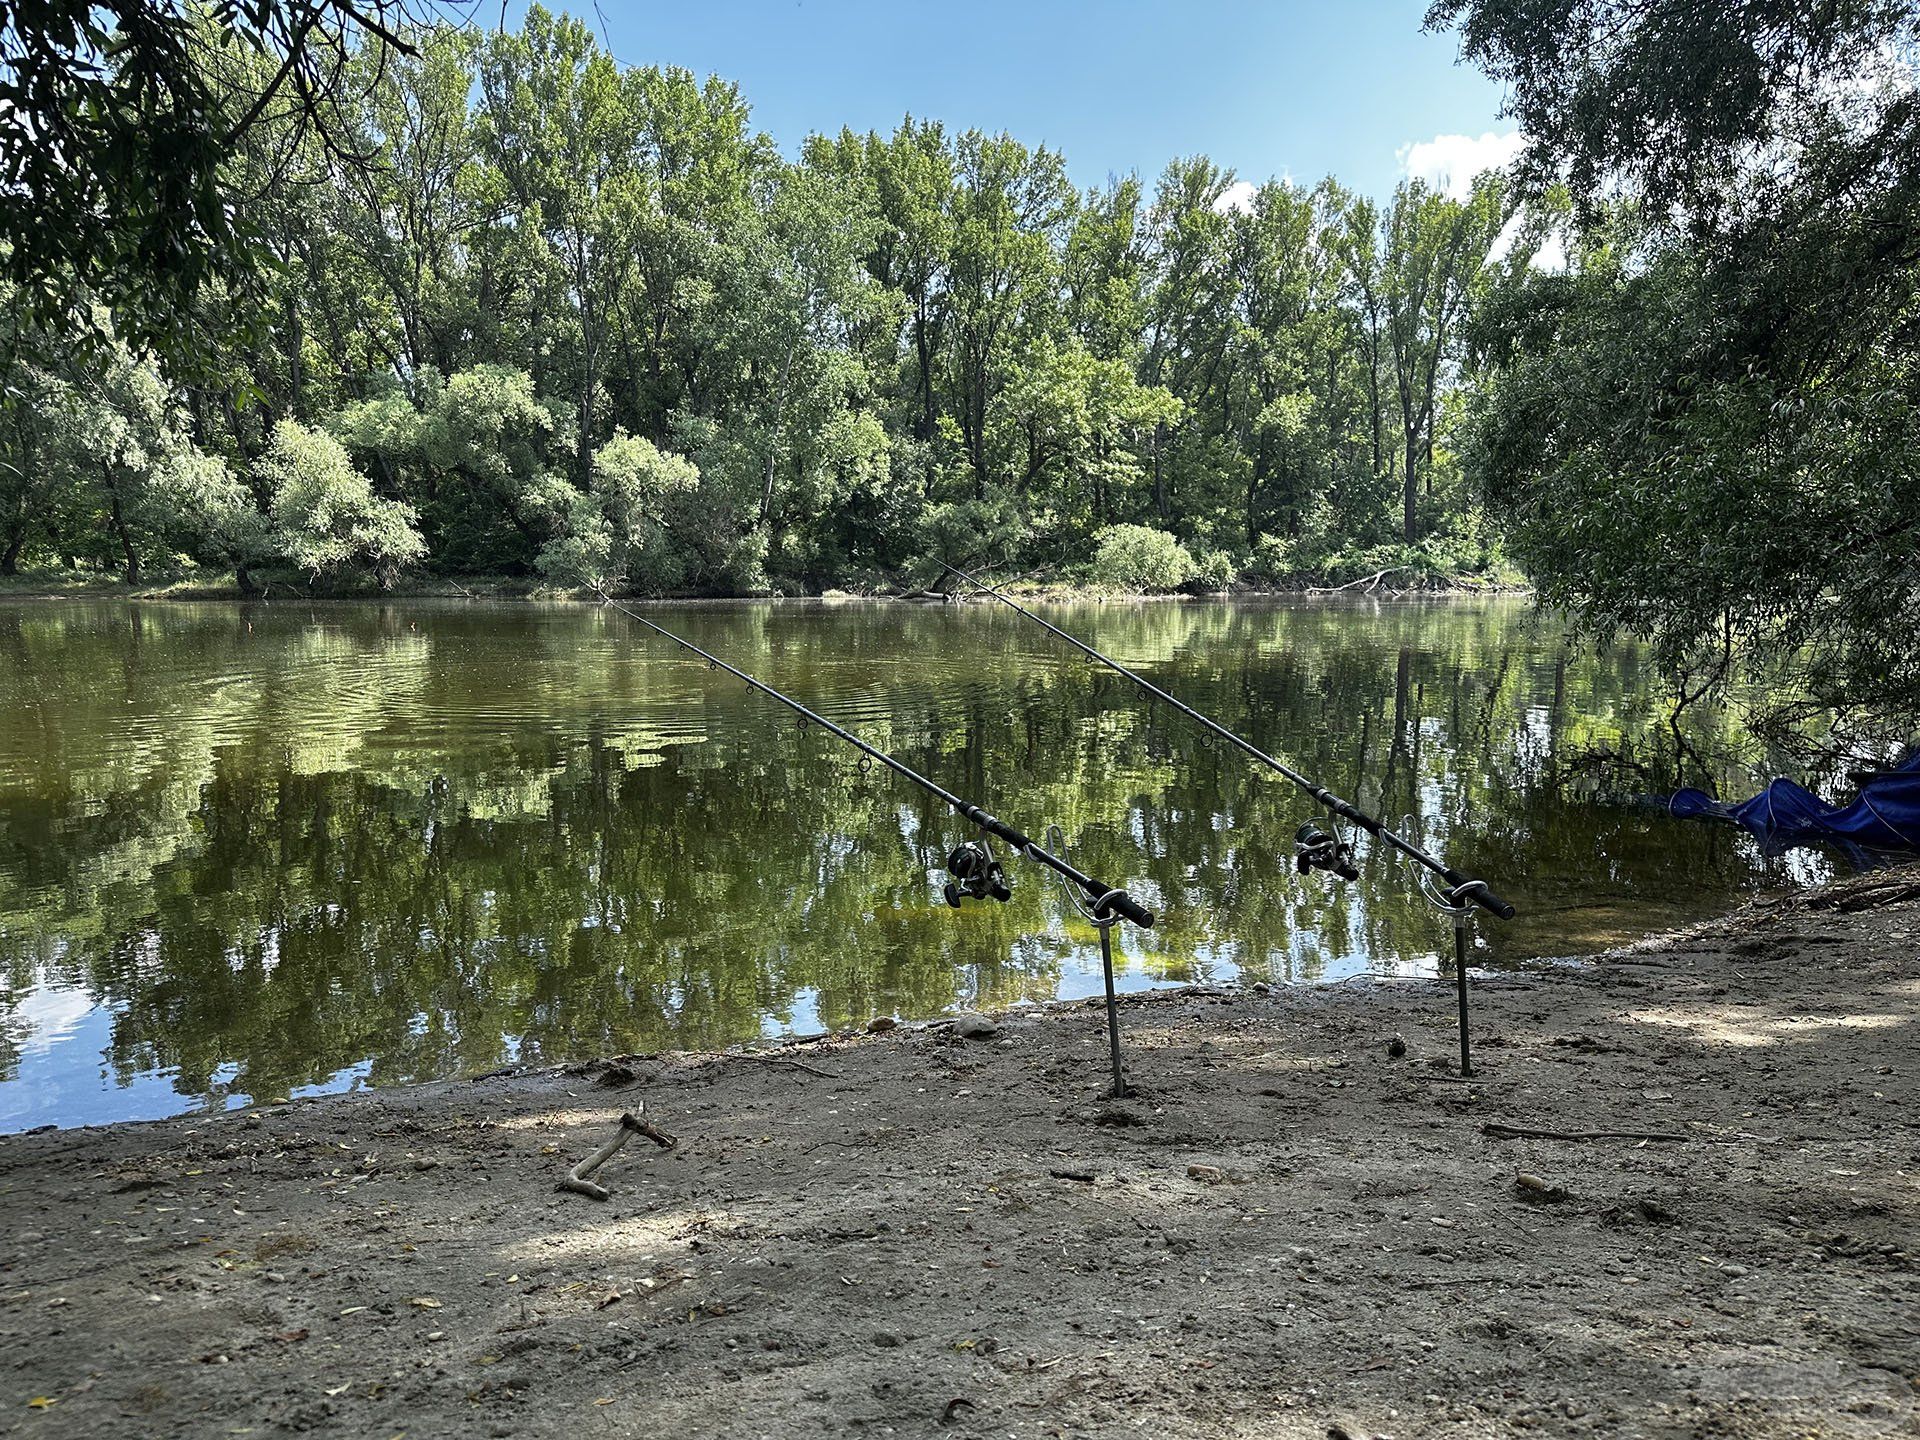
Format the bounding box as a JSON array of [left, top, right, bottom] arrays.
[[1668, 750, 1920, 858]]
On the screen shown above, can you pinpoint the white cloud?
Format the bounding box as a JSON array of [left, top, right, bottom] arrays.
[[1396, 130, 1525, 200], [1213, 179, 1258, 215], [1489, 209, 1569, 273]]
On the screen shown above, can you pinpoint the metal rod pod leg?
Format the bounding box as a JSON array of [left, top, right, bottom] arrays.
[[1100, 922, 1129, 1099], [1453, 920, 1474, 1078]]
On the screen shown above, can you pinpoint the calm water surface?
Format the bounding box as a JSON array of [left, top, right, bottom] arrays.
[[0, 597, 1819, 1130]]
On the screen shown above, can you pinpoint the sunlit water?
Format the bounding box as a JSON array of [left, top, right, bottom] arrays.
[[0, 597, 1825, 1130]]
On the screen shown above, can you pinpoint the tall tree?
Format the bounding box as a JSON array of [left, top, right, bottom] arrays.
[[1379, 176, 1507, 543], [1435, 0, 1920, 746]]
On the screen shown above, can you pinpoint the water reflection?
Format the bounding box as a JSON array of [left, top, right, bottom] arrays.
[[0, 598, 1815, 1129]]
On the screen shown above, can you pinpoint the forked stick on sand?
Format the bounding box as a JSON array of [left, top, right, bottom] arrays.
[[559, 1108, 678, 1201]]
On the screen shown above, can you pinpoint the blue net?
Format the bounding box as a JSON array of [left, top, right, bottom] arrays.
[[1668, 750, 1920, 860]]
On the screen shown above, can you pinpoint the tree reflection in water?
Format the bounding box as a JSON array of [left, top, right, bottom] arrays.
[[0, 598, 1815, 1127]]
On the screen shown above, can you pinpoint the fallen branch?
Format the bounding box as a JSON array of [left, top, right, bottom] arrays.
[[763, 1056, 840, 1079], [559, 1109, 677, 1202], [720, 1051, 841, 1080], [1304, 566, 1409, 596], [1480, 1122, 1691, 1143]]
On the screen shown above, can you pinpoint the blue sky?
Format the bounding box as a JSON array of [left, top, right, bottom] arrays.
[[534, 1, 1519, 201]]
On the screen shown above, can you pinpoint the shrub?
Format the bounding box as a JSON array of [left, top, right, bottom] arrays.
[[258, 421, 425, 587], [1188, 548, 1239, 592], [1088, 524, 1195, 592], [536, 430, 700, 592]]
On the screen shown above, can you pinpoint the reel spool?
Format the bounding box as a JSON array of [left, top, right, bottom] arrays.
[[943, 837, 1012, 908], [1295, 820, 1360, 882]]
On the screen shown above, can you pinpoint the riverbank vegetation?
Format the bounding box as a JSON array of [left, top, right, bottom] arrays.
[[1436, 0, 1920, 751], [0, 4, 1536, 603], [2, 0, 1915, 754]]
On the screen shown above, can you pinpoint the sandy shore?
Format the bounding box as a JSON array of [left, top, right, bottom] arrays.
[[1, 868, 1915, 1439]]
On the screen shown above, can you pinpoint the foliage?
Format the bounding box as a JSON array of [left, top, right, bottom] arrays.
[[0, 1, 414, 369], [1089, 524, 1195, 592], [1190, 549, 1239, 592], [537, 430, 701, 592], [4, 6, 1525, 604], [1434, 0, 1920, 748], [258, 421, 426, 586]]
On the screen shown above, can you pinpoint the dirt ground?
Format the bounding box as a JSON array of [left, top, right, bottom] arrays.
[[2, 869, 1916, 1440]]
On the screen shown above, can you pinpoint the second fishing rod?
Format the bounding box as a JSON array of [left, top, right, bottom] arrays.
[[938, 562, 1515, 919], [592, 588, 1153, 1096], [938, 560, 1516, 1076]]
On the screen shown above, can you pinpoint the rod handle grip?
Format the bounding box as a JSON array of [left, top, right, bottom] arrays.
[[1450, 877, 1516, 920], [1096, 889, 1155, 929]]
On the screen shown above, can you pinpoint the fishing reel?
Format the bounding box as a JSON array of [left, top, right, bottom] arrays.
[[944, 838, 1012, 908], [1295, 820, 1360, 882]]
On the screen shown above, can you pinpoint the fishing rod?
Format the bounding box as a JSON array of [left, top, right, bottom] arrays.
[[937, 561, 1517, 1075], [591, 588, 1152, 1095], [938, 562, 1513, 919]]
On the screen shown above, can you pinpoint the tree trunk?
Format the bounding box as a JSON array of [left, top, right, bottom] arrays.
[[1403, 432, 1420, 544], [914, 295, 937, 445], [1152, 422, 1168, 521], [1, 520, 23, 576], [1246, 435, 1268, 548], [107, 473, 141, 585]]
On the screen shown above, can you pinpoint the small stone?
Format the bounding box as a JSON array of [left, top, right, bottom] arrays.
[[872, 1331, 902, 1348], [1387, 1034, 1407, 1059], [412, 1158, 440, 1172], [262, 1271, 287, 1285], [1514, 1173, 1568, 1204], [1187, 1164, 1225, 1183], [426, 1330, 446, 1342], [866, 1016, 898, 1034], [953, 1014, 998, 1040], [1252, 981, 1271, 995]]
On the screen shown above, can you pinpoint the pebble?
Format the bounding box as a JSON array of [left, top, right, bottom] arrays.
[[866, 1016, 898, 1034], [953, 1014, 998, 1040], [1187, 1164, 1225, 1183]]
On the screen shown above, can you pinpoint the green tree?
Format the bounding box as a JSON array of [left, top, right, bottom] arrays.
[[1378, 176, 1509, 544], [0, 1, 415, 368], [537, 430, 700, 591], [1435, 0, 1920, 746], [259, 419, 425, 586]]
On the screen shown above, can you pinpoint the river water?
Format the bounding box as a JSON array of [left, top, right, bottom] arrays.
[[0, 597, 1818, 1129]]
